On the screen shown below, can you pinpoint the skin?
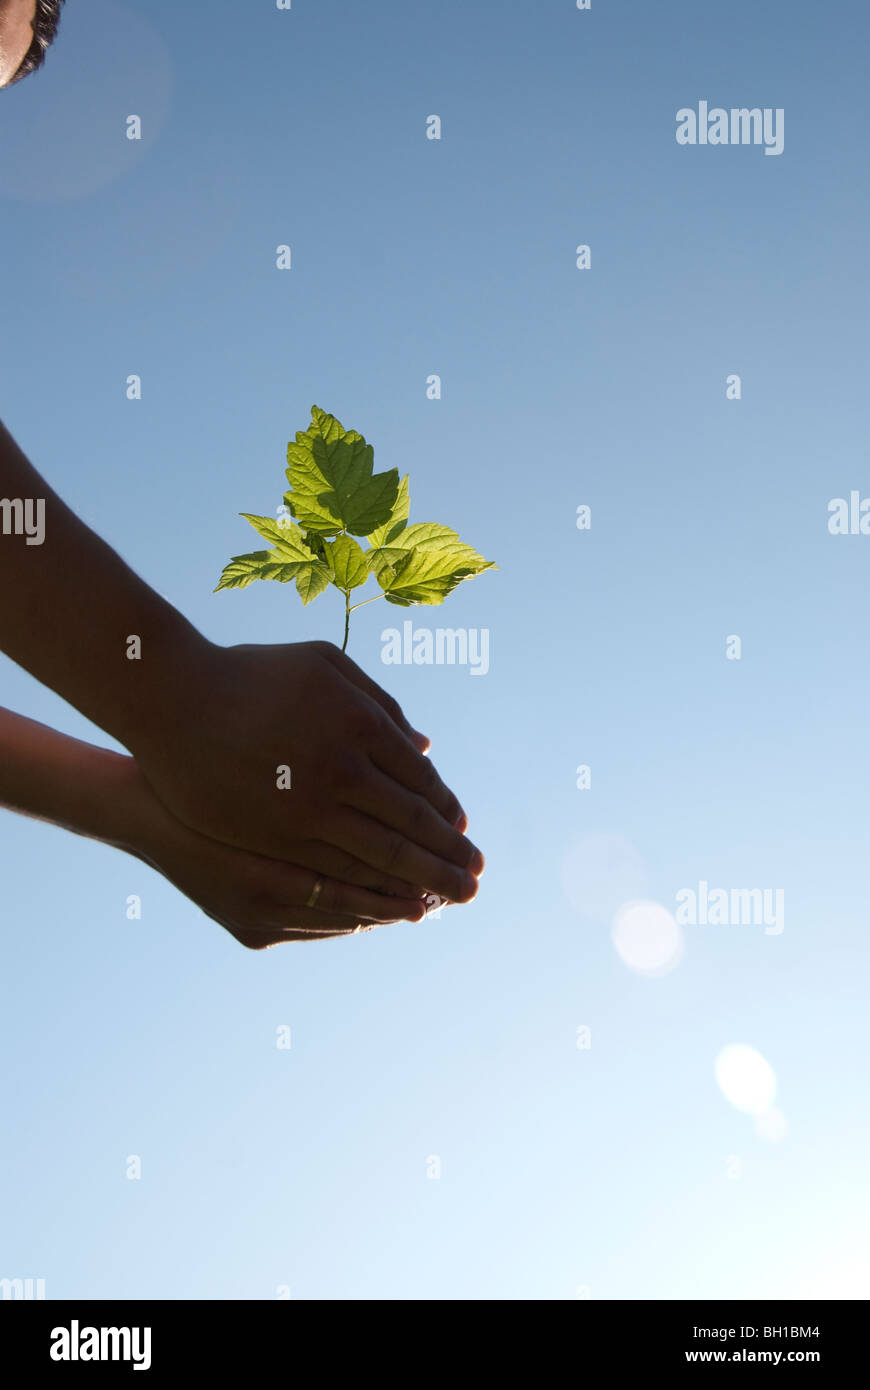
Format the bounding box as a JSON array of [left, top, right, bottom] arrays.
[[0, 420, 483, 943], [0, 708, 428, 948], [0, 0, 36, 88], [0, 13, 485, 945]]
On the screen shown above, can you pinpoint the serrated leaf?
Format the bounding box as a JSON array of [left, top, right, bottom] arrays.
[[218, 408, 496, 647], [257, 558, 311, 582], [367, 473, 410, 548], [300, 529, 330, 564], [324, 533, 369, 591], [240, 512, 314, 558], [365, 542, 414, 584], [374, 523, 495, 606], [285, 406, 398, 537], [216, 527, 331, 594], [294, 561, 332, 605], [214, 550, 275, 592], [344, 468, 401, 536], [283, 490, 343, 537]]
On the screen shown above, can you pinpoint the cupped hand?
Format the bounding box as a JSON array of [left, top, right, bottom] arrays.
[[123, 757, 429, 950], [131, 640, 484, 908]]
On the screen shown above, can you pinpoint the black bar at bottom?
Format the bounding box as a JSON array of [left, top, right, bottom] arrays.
[[0, 1298, 865, 1373]]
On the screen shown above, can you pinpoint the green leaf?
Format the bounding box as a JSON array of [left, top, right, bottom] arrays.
[[344, 468, 402, 536], [215, 550, 315, 589], [282, 490, 343, 537], [295, 562, 333, 605], [285, 406, 398, 536], [373, 522, 496, 606], [240, 512, 314, 559], [214, 550, 276, 592], [367, 473, 410, 548], [217, 407, 496, 649], [324, 533, 369, 592], [365, 541, 414, 584], [216, 514, 333, 596], [300, 529, 330, 564]]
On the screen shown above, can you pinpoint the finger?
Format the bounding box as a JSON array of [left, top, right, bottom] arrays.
[[352, 767, 482, 870], [371, 722, 466, 828], [228, 850, 426, 925], [317, 647, 467, 829], [340, 709, 466, 830], [326, 809, 480, 905], [296, 840, 424, 899], [320, 645, 431, 752], [304, 871, 427, 924], [367, 730, 478, 856]]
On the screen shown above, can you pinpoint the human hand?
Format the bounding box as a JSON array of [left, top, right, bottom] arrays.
[[0, 706, 427, 950], [130, 640, 484, 908], [0, 422, 482, 908], [122, 756, 430, 950]]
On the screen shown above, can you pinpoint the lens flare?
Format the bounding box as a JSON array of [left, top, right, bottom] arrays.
[[611, 899, 683, 976], [715, 1044, 777, 1115]]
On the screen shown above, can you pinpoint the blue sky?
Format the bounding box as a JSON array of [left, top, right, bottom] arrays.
[[1, 0, 868, 1299]]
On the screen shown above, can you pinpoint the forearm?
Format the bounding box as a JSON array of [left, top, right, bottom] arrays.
[[0, 705, 147, 853], [0, 418, 214, 748]]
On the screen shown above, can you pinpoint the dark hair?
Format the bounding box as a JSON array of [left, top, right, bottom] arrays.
[[6, 0, 66, 86]]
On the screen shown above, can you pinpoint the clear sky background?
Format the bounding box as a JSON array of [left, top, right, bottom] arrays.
[[1, 0, 868, 1300]]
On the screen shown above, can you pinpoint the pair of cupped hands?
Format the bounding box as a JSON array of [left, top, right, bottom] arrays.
[[127, 640, 483, 950]]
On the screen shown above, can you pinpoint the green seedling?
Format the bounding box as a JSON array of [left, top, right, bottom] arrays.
[[216, 405, 495, 652]]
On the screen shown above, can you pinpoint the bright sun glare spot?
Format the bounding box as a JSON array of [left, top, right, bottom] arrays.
[[610, 899, 683, 976], [715, 1044, 777, 1116]]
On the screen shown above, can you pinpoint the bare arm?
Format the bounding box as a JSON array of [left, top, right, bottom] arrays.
[[0, 417, 207, 744], [0, 418, 483, 908], [0, 707, 427, 947]]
